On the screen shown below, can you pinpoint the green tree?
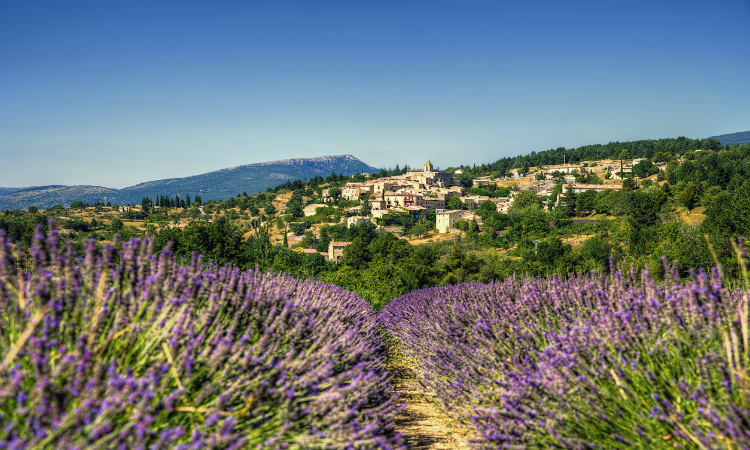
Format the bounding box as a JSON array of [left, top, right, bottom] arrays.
[[341, 237, 370, 269], [447, 195, 465, 210], [576, 190, 597, 216], [562, 186, 577, 217], [619, 149, 631, 177], [329, 187, 341, 202], [622, 177, 638, 191], [409, 221, 430, 239], [678, 182, 700, 213], [511, 190, 541, 210], [701, 182, 750, 242]]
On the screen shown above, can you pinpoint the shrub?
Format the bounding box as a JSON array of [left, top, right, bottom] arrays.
[[0, 226, 403, 449], [382, 247, 750, 449]]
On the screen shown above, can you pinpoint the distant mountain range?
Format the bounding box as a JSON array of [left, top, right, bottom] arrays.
[[709, 130, 750, 147], [0, 155, 378, 211]]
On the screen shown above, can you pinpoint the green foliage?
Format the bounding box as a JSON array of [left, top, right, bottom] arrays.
[[447, 195, 466, 210], [678, 181, 700, 212], [510, 190, 541, 210], [575, 190, 597, 216]]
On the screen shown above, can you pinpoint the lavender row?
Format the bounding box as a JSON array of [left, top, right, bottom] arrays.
[[382, 245, 750, 449], [0, 226, 404, 449]]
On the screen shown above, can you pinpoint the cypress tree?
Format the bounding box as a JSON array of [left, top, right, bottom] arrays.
[[186, 194, 191, 207]]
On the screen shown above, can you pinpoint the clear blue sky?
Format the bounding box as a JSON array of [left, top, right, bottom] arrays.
[[1, 0, 749, 188]]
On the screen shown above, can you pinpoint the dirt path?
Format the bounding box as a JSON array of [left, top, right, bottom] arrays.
[[391, 364, 473, 449]]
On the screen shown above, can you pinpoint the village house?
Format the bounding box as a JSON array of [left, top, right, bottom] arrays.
[[384, 192, 424, 208], [342, 183, 362, 200], [328, 241, 351, 262], [369, 199, 387, 210], [421, 197, 446, 210], [569, 184, 623, 194], [491, 197, 513, 213], [608, 166, 633, 180], [303, 203, 327, 217], [436, 210, 464, 233], [404, 205, 428, 219], [347, 216, 369, 228], [552, 165, 586, 174]]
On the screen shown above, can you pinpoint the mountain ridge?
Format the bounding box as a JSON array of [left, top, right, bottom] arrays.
[[0, 154, 378, 210], [708, 130, 750, 147]]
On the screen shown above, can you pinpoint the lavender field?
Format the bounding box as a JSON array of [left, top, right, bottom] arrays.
[[3, 226, 750, 449], [382, 242, 750, 449], [0, 227, 403, 449]]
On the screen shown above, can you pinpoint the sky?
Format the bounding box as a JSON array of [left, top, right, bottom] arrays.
[[1, 0, 749, 189]]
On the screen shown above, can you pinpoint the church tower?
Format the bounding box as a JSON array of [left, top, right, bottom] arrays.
[[424, 161, 433, 172]]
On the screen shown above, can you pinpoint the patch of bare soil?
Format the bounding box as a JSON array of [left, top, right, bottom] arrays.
[[391, 364, 474, 449], [407, 231, 460, 246]]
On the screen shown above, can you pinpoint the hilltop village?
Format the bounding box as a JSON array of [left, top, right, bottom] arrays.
[[3, 137, 749, 308], [298, 158, 660, 261]]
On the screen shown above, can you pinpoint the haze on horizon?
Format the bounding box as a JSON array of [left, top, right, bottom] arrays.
[[1, 0, 749, 189]]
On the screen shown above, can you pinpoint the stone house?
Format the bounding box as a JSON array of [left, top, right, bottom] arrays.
[[303, 203, 327, 217], [328, 241, 351, 262], [369, 200, 387, 210], [421, 197, 446, 210], [436, 210, 464, 233], [553, 165, 586, 174], [385, 192, 424, 208], [491, 197, 513, 213], [569, 183, 623, 194], [342, 183, 362, 200], [347, 216, 369, 228], [404, 206, 428, 219]]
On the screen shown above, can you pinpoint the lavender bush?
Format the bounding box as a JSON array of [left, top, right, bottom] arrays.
[[382, 241, 750, 449], [0, 226, 403, 449]]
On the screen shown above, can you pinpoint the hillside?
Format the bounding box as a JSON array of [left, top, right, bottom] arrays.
[[0, 155, 378, 210], [709, 130, 750, 146]]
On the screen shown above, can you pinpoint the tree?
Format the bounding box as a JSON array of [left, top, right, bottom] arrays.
[[478, 200, 497, 218], [678, 182, 700, 213], [701, 182, 750, 242], [622, 177, 638, 191], [633, 159, 657, 178], [562, 186, 577, 217], [341, 237, 370, 269], [576, 190, 597, 216], [511, 190, 541, 210], [619, 149, 631, 177], [447, 195, 465, 210], [186, 194, 191, 207], [409, 221, 430, 239], [329, 187, 341, 203], [70, 200, 86, 209], [360, 200, 371, 216], [287, 201, 303, 218]]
